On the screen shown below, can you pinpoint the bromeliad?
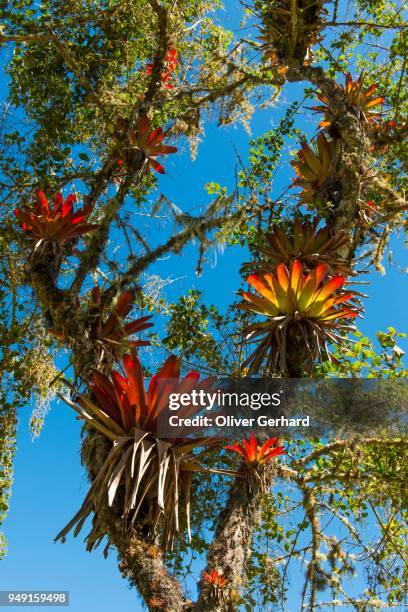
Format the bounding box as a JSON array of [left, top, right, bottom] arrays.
[[258, 218, 351, 275], [237, 260, 359, 374], [312, 73, 384, 130], [226, 432, 285, 491], [202, 569, 227, 588], [57, 354, 224, 551], [226, 432, 285, 466], [201, 569, 227, 605], [291, 134, 343, 208], [87, 286, 153, 364], [255, 0, 327, 65], [127, 115, 177, 174], [14, 191, 97, 245]]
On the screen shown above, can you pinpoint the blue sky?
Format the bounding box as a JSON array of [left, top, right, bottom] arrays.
[[1, 2, 407, 611]]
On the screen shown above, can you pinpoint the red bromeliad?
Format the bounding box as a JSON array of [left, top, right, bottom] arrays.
[[87, 352, 212, 435], [226, 432, 285, 466], [57, 354, 223, 550], [14, 191, 97, 244], [202, 569, 227, 589], [128, 115, 177, 174], [88, 287, 153, 361]]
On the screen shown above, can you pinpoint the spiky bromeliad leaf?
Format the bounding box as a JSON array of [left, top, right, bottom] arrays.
[[291, 134, 343, 209], [256, 0, 328, 65], [258, 218, 351, 275], [87, 286, 153, 365], [237, 260, 359, 375], [312, 72, 384, 130], [14, 191, 97, 245], [56, 354, 228, 551]]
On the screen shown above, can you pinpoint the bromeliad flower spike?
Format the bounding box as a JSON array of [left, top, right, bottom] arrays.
[[237, 260, 359, 375], [14, 191, 97, 244], [128, 115, 177, 174], [56, 354, 223, 551], [226, 432, 285, 466], [146, 45, 178, 89]]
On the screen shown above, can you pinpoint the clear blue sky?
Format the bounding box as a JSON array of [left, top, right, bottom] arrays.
[[1, 2, 407, 611]]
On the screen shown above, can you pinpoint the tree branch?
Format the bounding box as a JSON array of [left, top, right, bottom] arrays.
[[195, 473, 267, 611], [79, 429, 188, 612], [71, 163, 144, 295], [326, 21, 408, 29]]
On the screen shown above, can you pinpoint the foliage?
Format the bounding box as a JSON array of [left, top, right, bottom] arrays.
[[317, 328, 408, 378], [160, 290, 225, 373], [0, 410, 17, 559]]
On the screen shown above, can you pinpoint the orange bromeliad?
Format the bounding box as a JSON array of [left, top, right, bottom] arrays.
[[202, 569, 227, 589], [312, 72, 384, 128], [128, 115, 177, 174], [237, 260, 359, 374]]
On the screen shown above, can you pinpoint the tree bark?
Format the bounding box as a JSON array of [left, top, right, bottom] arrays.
[[195, 472, 270, 611]]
